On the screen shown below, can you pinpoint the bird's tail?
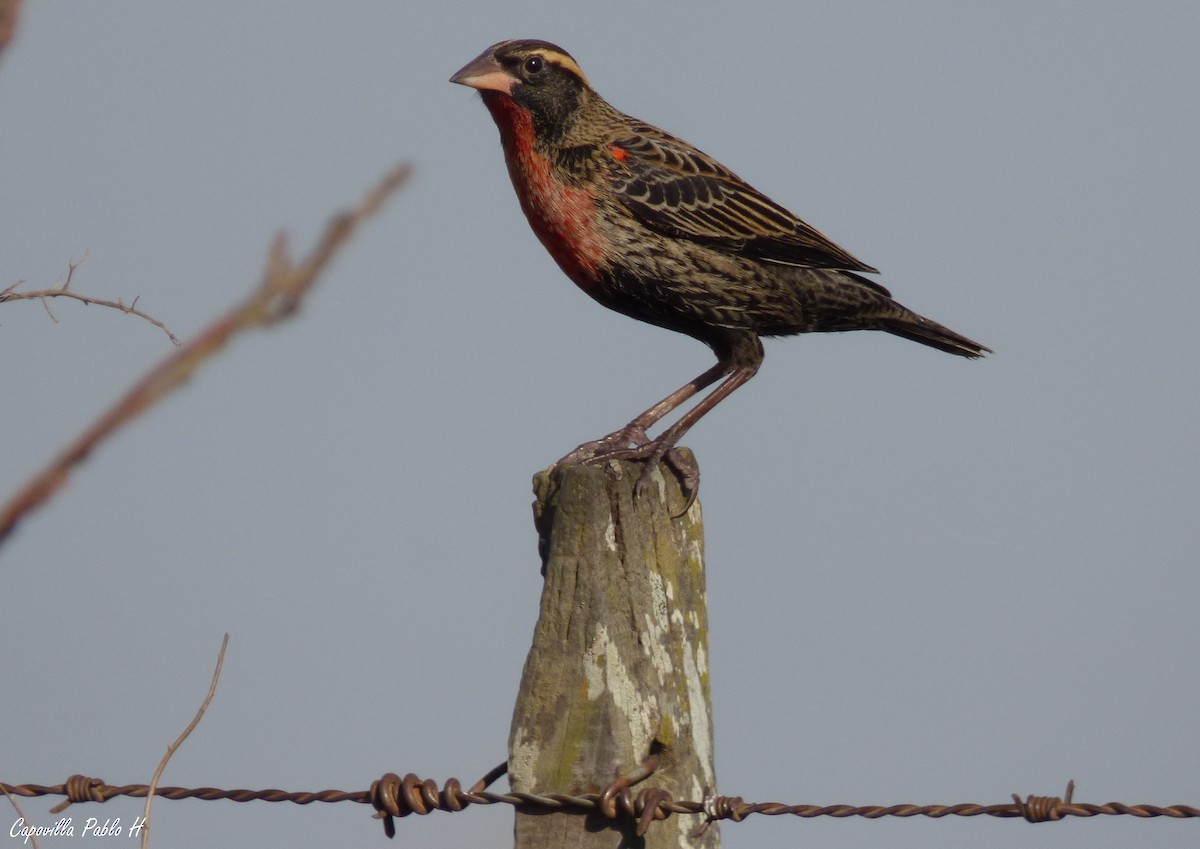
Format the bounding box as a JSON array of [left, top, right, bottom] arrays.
[[879, 309, 991, 358]]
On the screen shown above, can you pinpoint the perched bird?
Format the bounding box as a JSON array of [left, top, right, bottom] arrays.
[[451, 39, 988, 500]]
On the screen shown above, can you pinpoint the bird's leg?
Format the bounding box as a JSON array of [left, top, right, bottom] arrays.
[[620, 363, 760, 509], [557, 360, 732, 465], [560, 333, 761, 511]]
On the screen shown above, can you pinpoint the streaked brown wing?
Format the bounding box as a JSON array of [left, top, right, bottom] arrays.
[[607, 125, 880, 275]]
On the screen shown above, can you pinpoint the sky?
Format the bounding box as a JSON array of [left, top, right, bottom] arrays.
[[2, 2, 1197, 848]]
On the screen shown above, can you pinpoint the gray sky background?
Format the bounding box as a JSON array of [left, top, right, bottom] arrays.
[[3, 3, 1197, 848]]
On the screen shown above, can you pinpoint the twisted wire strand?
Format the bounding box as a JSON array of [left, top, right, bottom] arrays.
[[3, 771, 1197, 840]]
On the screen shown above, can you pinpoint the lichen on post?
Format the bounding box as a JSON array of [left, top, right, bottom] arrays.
[[510, 454, 718, 848]]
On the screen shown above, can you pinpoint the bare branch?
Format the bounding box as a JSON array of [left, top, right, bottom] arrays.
[[0, 0, 20, 57], [0, 162, 411, 547], [141, 633, 229, 849], [2, 255, 181, 345]]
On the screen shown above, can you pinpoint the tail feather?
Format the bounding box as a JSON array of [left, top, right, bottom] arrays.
[[879, 311, 991, 358]]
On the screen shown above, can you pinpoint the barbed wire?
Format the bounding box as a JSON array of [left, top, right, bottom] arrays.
[[4, 768, 1196, 840]]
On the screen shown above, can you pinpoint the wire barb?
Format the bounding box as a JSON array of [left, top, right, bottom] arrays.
[[1013, 779, 1075, 823], [49, 774, 109, 813], [693, 789, 746, 836], [368, 763, 507, 839]]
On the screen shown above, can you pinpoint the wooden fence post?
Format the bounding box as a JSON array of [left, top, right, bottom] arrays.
[[510, 454, 718, 848]]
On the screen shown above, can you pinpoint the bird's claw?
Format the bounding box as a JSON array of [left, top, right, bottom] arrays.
[[631, 446, 699, 516], [664, 448, 700, 516], [571, 439, 698, 516], [557, 424, 652, 465], [559, 425, 698, 515]]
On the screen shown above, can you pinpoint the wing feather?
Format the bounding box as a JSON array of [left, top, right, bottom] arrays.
[[607, 125, 880, 275]]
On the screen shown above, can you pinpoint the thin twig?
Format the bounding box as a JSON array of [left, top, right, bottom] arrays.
[[1, 285, 182, 343], [2, 254, 181, 344], [142, 634, 229, 849], [0, 162, 411, 548]]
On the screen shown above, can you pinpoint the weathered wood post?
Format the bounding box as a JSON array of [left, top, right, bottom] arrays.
[[510, 454, 718, 848]]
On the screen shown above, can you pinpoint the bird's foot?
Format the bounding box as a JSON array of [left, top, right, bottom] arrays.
[[557, 423, 653, 465], [559, 427, 699, 516], [590, 439, 700, 516]]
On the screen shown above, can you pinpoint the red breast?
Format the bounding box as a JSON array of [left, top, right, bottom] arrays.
[[480, 91, 608, 292]]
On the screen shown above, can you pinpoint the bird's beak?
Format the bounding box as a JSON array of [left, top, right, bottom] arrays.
[[450, 51, 519, 94]]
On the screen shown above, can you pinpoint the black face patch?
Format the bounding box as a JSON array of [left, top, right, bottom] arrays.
[[492, 43, 590, 144]]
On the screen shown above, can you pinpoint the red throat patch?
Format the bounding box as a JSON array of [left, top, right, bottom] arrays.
[[479, 92, 607, 291]]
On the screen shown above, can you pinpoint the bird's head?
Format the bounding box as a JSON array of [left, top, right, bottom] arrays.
[[451, 40, 594, 139]]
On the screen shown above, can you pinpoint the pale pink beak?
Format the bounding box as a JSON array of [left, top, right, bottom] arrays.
[[450, 51, 519, 94]]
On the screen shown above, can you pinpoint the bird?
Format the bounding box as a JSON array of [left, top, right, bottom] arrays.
[[451, 39, 988, 503]]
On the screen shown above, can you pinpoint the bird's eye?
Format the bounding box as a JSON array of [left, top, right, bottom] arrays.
[[523, 55, 545, 75]]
